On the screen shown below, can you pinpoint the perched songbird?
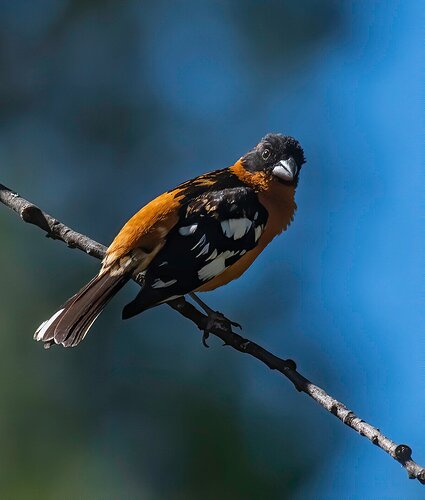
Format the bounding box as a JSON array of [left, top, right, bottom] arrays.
[[35, 133, 306, 348]]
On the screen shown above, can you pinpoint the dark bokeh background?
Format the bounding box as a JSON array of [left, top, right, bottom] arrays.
[[0, 1, 423, 498]]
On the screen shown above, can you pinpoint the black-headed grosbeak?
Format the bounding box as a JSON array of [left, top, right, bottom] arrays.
[[35, 133, 306, 348]]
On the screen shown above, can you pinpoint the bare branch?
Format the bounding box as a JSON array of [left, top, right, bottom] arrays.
[[1, 181, 424, 485], [0, 183, 106, 258]]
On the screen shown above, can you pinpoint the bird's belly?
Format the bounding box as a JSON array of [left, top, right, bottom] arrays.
[[194, 243, 265, 291]]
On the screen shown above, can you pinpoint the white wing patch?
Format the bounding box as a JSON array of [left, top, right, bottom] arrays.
[[152, 278, 178, 289], [179, 224, 198, 236], [221, 218, 252, 240], [206, 248, 218, 261], [191, 234, 206, 250], [34, 308, 64, 341], [198, 250, 238, 281], [196, 242, 210, 258], [254, 224, 264, 242]]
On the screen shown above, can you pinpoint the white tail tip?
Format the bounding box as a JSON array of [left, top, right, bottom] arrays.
[[34, 308, 65, 341]]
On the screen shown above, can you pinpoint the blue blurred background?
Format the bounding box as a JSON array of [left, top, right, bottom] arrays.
[[0, 1, 423, 498]]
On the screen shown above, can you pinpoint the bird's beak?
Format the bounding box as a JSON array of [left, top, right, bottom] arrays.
[[272, 157, 298, 182]]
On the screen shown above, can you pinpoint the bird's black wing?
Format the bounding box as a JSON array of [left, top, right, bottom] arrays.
[[122, 185, 268, 317]]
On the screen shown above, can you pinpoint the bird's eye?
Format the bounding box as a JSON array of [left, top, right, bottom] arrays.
[[262, 149, 271, 161]]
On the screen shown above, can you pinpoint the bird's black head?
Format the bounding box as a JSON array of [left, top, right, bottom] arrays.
[[241, 133, 306, 185]]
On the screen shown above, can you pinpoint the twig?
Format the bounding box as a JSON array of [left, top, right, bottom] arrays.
[[1, 181, 424, 485], [0, 184, 106, 258]]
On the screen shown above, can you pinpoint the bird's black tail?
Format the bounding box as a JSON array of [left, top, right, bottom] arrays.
[[34, 272, 129, 348]]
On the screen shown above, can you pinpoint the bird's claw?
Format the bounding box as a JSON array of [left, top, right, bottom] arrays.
[[202, 331, 210, 348], [201, 310, 241, 347]]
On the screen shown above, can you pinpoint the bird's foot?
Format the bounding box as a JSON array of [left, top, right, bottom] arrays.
[[188, 293, 241, 347], [202, 310, 241, 347]]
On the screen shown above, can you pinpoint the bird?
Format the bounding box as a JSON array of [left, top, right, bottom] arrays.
[[34, 133, 306, 348]]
